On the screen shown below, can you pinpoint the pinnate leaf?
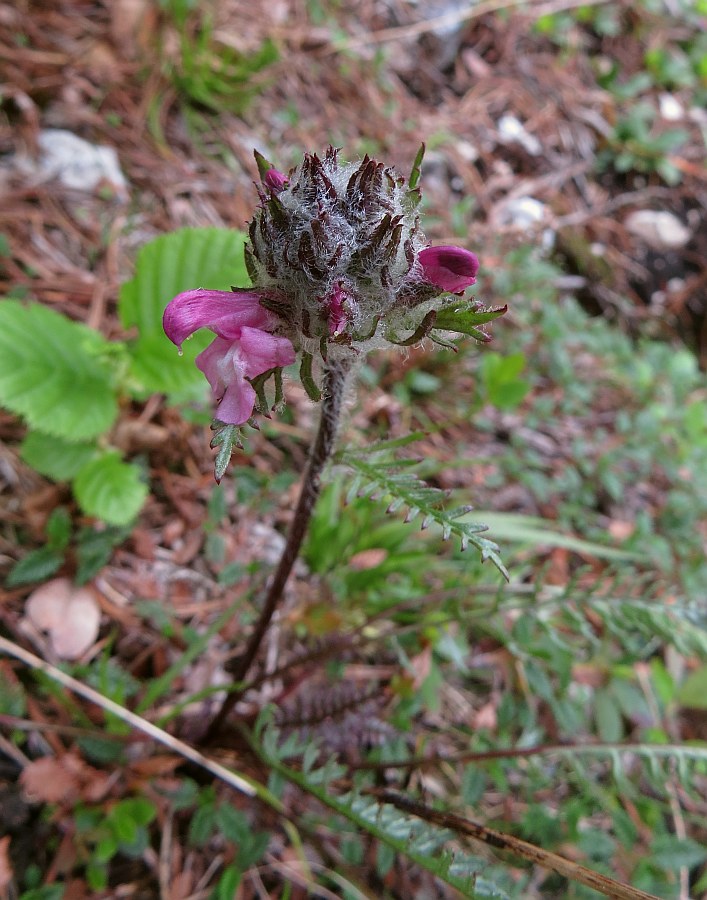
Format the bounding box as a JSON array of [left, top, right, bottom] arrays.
[[433, 302, 508, 342], [0, 302, 117, 440]]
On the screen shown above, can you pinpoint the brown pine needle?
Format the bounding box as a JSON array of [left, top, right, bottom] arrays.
[[0, 635, 256, 798], [372, 790, 661, 900]]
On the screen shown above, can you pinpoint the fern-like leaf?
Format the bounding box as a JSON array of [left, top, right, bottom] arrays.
[[248, 721, 510, 899], [336, 449, 509, 580], [210, 420, 250, 483]]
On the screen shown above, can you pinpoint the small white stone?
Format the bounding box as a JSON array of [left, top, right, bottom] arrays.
[[625, 210, 692, 250], [498, 196, 547, 228], [26, 129, 128, 196], [456, 140, 480, 163], [498, 115, 542, 156], [658, 93, 684, 121], [25, 577, 101, 660]]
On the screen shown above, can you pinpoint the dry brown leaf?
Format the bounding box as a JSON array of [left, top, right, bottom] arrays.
[[0, 836, 13, 891], [20, 754, 111, 806], [128, 755, 182, 777], [348, 548, 388, 570], [608, 519, 635, 541], [25, 578, 101, 660], [472, 701, 498, 731], [20, 756, 80, 804]]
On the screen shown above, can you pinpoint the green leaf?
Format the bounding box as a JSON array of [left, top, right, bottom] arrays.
[[214, 865, 243, 900], [650, 835, 707, 870], [86, 860, 108, 891], [127, 330, 211, 397], [5, 546, 64, 587], [465, 512, 645, 562], [433, 303, 508, 341], [20, 432, 97, 481], [677, 666, 707, 709], [77, 735, 125, 765], [594, 689, 623, 742], [251, 732, 507, 899], [0, 302, 117, 441], [75, 526, 130, 584], [117, 797, 156, 827], [119, 227, 249, 335], [237, 830, 270, 870], [108, 806, 138, 845], [215, 804, 249, 843], [337, 450, 508, 579], [480, 352, 531, 411], [408, 142, 425, 190], [95, 835, 119, 864], [120, 228, 249, 396], [73, 453, 148, 525], [46, 507, 72, 552], [189, 802, 218, 846]]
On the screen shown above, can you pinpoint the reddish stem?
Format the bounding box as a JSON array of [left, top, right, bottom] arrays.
[[203, 358, 352, 743]]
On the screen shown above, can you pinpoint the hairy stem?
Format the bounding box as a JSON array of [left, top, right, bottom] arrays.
[[204, 358, 353, 742]]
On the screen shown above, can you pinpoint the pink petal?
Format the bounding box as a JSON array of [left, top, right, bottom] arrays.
[[239, 327, 296, 377], [419, 246, 479, 293], [325, 283, 349, 336], [263, 168, 288, 193], [196, 338, 256, 425], [195, 330, 295, 425], [163, 288, 271, 348], [218, 375, 258, 425], [195, 337, 231, 398]]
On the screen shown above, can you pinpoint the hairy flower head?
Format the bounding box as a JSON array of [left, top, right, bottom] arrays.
[[247, 147, 486, 357], [163, 145, 504, 423]]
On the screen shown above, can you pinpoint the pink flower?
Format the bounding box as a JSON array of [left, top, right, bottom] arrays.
[[163, 289, 295, 425], [418, 246, 479, 294], [263, 168, 288, 194], [324, 283, 349, 337], [163, 288, 272, 348]]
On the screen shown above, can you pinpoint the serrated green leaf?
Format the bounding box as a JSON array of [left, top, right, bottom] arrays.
[[215, 804, 249, 843], [250, 730, 508, 899], [238, 830, 270, 870], [338, 450, 508, 579], [128, 330, 211, 396], [120, 227, 250, 397], [5, 546, 64, 587], [0, 302, 118, 440], [119, 227, 249, 335], [20, 431, 97, 481], [46, 507, 72, 552], [76, 526, 131, 584], [73, 453, 148, 525], [189, 803, 218, 846], [433, 303, 508, 338]]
